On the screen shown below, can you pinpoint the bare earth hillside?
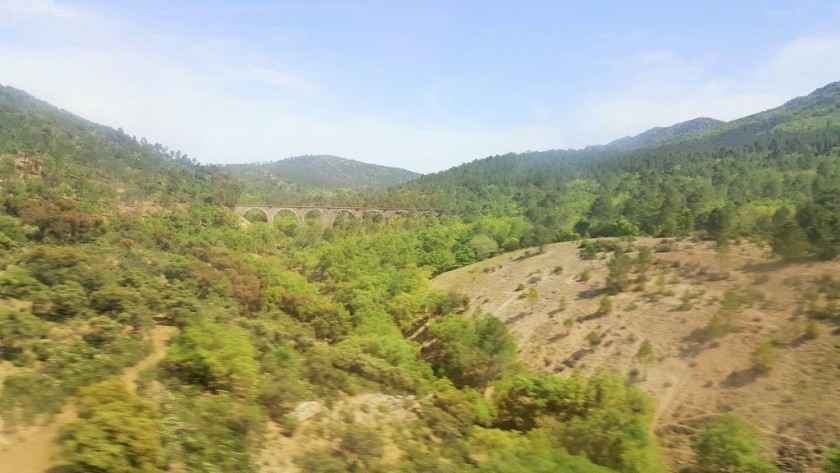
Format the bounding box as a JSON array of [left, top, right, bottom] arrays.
[[431, 238, 840, 472]]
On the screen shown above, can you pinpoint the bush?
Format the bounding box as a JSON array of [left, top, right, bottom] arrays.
[[636, 340, 654, 363], [598, 296, 612, 315], [824, 446, 840, 473], [60, 380, 163, 473], [692, 416, 778, 472], [752, 341, 779, 373]]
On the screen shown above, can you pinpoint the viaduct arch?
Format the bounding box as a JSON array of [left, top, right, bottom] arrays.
[[233, 205, 446, 227]]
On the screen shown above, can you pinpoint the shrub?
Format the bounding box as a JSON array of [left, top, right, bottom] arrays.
[[691, 415, 777, 472], [598, 296, 612, 315], [636, 340, 654, 363]]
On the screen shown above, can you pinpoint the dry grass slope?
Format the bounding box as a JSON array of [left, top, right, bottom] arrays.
[[432, 238, 840, 472]]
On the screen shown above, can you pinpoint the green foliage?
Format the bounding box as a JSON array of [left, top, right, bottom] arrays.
[[17, 198, 104, 243], [494, 372, 661, 472], [0, 306, 48, 363], [636, 340, 654, 363], [164, 322, 258, 395], [598, 295, 613, 315], [469, 234, 500, 260], [705, 290, 744, 338], [678, 291, 694, 311], [606, 248, 633, 293], [421, 315, 517, 389], [691, 415, 778, 472], [161, 390, 258, 472], [339, 423, 385, 470], [578, 269, 591, 282], [525, 286, 539, 306], [752, 341, 780, 373], [60, 380, 163, 473], [466, 427, 611, 473], [295, 447, 349, 473], [825, 446, 840, 473], [0, 215, 33, 248], [635, 246, 653, 275]]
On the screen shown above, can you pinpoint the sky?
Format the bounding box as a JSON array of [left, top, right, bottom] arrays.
[[2, 1, 840, 173]]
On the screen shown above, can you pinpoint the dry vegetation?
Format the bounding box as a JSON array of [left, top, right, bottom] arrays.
[[432, 238, 840, 472]]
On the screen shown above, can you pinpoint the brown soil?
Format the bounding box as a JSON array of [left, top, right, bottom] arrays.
[[431, 238, 840, 472], [0, 325, 176, 473]]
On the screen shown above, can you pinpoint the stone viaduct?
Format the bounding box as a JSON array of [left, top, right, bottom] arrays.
[[233, 205, 447, 227]]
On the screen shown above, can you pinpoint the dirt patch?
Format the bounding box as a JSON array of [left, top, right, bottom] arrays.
[[258, 393, 421, 472]]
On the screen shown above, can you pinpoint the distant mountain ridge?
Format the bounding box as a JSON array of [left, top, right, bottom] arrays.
[[405, 81, 840, 199], [222, 155, 420, 192], [596, 117, 725, 151]]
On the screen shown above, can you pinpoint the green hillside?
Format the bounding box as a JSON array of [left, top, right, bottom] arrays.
[[1, 82, 839, 472], [0, 84, 241, 207], [390, 82, 840, 258], [595, 116, 724, 151], [221, 155, 420, 204]]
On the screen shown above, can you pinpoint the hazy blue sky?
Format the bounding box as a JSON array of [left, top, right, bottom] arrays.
[[2, 1, 840, 172]]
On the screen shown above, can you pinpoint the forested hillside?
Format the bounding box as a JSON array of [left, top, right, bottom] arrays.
[[221, 155, 420, 204], [594, 116, 724, 151], [385, 82, 840, 261], [1, 81, 840, 473], [0, 85, 241, 207]]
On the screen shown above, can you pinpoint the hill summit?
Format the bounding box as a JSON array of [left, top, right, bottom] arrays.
[[221, 155, 420, 192], [596, 117, 724, 151]]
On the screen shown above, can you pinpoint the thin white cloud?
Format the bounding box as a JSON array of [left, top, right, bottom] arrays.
[[227, 66, 314, 94], [0, 0, 87, 21], [764, 36, 840, 94], [1, 2, 839, 173], [576, 34, 840, 146]]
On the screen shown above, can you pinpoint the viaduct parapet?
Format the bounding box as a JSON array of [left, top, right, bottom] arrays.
[[233, 205, 446, 226]]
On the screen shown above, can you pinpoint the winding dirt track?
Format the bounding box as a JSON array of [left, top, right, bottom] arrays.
[[0, 325, 175, 473]]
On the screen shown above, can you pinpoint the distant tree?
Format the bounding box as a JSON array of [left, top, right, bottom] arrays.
[[771, 218, 810, 259], [606, 248, 632, 294], [706, 207, 733, 245], [635, 246, 653, 277], [588, 194, 615, 221], [469, 234, 500, 260]]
